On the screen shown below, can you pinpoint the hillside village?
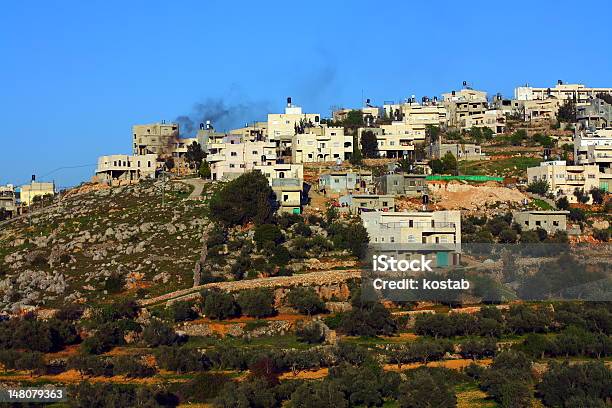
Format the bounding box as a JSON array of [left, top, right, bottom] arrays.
[[0, 81, 611, 407]]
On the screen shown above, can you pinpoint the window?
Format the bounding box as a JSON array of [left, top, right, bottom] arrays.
[[382, 201, 388, 206], [283, 194, 289, 201], [524, 221, 529, 226], [231, 152, 237, 157], [553, 220, 559, 226], [390, 236, 395, 243], [535, 220, 541, 226]]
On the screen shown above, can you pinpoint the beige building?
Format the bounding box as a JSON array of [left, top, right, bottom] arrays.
[[512, 210, 569, 234], [358, 122, 426, 158], [291, 126, 352, 163], [333, 106, 381, 124], [268, 98, 320, 148], [460, 109, 506, 134], [229, 121, 268, 141], [511, 98, 563, 122], [361, 210, 461, 266], [19, 181, 55, 206], [383, 101, 446, 125], [254, 163, 304, 214], [96, 154, 159, 184], [527, 161, 601, 202], [132, 122, 180, 156], [515, 82, 612, 103], [207, 139, 277, 181], [442, 88, 489, 128]]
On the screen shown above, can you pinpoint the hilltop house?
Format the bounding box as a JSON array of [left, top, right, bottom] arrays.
[[512, 210, 569, 234], [96, 154, 159, 184]]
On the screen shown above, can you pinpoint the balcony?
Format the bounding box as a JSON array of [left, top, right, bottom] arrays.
[[206, 154, 225, 162]]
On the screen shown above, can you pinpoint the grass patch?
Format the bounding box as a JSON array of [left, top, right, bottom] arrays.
[[462, 157, 542, 178]]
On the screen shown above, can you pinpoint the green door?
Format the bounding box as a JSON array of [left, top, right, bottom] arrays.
[[436, 252, 449, 267]]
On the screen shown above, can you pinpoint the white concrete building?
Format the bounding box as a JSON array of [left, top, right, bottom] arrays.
[[268, 97, 320, 148], [96, 154, 159, 184], [207, 139, 277, 181], [361, 210, 461, 266], [515, 82, 612, 103], [574, 129, 612, 172]]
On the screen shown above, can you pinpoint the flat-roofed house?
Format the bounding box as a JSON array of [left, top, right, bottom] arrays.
[[319, 170, 373, 195], [338, 194, 395, 213], [19, 181, 55, 206], [361, 210, 461, 267], [527, 161, 601, 202], [378, 173, 428, 196], [96, 154, 159, 184], [512, 210, 569, 234], [0, 184, 17, 215], [255, 163, 304, 214]]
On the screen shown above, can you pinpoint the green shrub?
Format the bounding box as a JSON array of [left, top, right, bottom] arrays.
[[237, 289, 276, 318]]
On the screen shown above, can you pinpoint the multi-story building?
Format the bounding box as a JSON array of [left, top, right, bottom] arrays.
[[361, 210, 461, 266], [511, 98, 563, 122], [442, 88, 489, 128], [460, 109, 506, 134], [255, 163, 304, 214], [358, 122, 426, 159], [574, 129, 612, 172], [577, 98, 612, 130], [428, 142, 484, 161], [378, 174, 428, 197], [319, 170, 373, 195], [515, 81, 612, 103], [132, 122, 180, 156], [0, 185, 17, 215], [512, 210, 569, 234], [229, 121, 268, 141], [268, 98, 320, 148], [291, 126, 352, 163], [207, 139, 277, 181], [527, 161, 602, 201], [96, 154, 159, 184], [19, 180, 55, 206]]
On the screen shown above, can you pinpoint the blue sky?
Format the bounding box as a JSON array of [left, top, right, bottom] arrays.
[[1, 0, 611, 188]]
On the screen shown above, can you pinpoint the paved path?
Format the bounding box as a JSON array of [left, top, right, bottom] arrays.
[[177, 178, 208, 199]]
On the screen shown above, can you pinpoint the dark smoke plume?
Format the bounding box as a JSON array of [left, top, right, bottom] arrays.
[[176, 98, 270, 136]]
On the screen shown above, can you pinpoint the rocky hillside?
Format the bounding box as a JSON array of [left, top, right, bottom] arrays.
[[0, 179, 212, 312]]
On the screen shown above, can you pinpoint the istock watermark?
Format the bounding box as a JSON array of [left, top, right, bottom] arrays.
[[372, 254, 433, 272]]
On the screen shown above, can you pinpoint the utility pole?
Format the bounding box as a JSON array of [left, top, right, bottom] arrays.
[[161, 171, 167, 208]]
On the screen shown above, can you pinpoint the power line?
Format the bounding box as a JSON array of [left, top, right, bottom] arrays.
[[8, 163, 97, 187]]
